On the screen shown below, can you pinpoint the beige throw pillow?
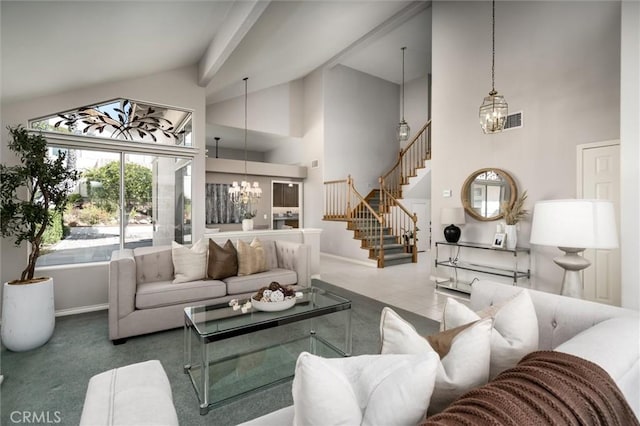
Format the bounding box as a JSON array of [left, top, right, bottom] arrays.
[[237, 238, 268, 276], [171, 239, 207, 284]]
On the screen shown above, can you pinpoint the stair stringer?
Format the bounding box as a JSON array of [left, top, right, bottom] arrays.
[[400, 159, 431, 199]]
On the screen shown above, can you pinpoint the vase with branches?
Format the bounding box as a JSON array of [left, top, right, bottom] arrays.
[[502, 190, 528, 225], [501, 190, 528, 249]]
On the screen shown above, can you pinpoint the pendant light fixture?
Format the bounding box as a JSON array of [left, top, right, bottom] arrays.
[[397, 46, 410, 142], [229, 77, 262, 205], [479, 0, 508, 134]]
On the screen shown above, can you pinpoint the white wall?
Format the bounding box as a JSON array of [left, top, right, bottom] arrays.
[[403, 75, 430, 149], [620, 0, 640, 310], [325, 65, 398, 186], [264, 140, 304, 165], [207, 79, 304, 137], [322, 65, 399, 258], [1, 65, 207, 312], [301, 68, 325, 232], [431, 1, 621, 293]]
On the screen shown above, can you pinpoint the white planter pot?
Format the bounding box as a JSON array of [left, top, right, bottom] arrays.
[[2, 277, 55, 352], [505, 224, 518, 250], [242, 218, 254, 231]]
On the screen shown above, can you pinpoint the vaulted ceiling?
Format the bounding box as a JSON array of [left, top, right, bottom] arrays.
[[1, 1, 432, 106]]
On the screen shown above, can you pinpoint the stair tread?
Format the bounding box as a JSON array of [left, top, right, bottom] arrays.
[[383, 253, 413, 260], [369, 243, 404, 249]]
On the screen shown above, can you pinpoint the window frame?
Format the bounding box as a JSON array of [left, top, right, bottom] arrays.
[[28, 103, 198, 267]]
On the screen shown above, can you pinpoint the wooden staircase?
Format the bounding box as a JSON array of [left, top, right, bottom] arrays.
[[358, 190, 413, 266], [323, 120, 431, 268]]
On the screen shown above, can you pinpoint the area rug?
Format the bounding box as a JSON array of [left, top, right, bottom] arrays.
[[0, 280, 439, 425]]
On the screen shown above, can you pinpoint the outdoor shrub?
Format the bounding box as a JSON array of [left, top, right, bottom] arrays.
[[42, 210, 64, 245]]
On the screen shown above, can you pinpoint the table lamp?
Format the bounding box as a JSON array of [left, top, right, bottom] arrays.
[[529, 199, 618, 298], [441, 207, 466, 243]]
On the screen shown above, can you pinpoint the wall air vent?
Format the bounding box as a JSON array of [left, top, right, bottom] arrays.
[[504, 111, 523, 130], [311, 159, 319, 169]]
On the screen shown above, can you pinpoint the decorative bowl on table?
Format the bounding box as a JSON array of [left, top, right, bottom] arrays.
[[251, 282, 297, 312], [251, 297, 296, 312]]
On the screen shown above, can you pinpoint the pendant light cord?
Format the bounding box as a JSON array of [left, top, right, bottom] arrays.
[[401, 46, 406, 120], [491, 0, 496, 93], [243, 77, 248, 178]]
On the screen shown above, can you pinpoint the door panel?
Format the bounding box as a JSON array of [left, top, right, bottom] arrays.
[[580, 143, 620, 306]]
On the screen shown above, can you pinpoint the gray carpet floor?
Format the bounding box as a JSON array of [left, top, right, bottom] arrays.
[[1, 281, 438, 425]]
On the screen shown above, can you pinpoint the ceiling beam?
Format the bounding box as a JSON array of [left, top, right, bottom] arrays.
[[321, 1, 431, 71], [198, 0, 270, 87]]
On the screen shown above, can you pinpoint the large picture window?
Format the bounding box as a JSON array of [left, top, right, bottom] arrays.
[[31, 99, 195, 267]]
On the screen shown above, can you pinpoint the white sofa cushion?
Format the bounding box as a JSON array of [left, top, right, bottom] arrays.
[[135, 279, 226, 309], [470, 280, 634, 350], [380, 307, 492, 413], [292, 351, 439, 426], [134, 246, 174, 284], [223, 269, 297, 295], [555, 316, 640, 419], [171, 239, 207, 284], [79, 360, 178, 426], [444, 290, 539, 378]]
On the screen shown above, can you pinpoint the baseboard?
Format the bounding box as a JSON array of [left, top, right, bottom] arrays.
[[55, 303, 108, 317], [320, 252, 377, 268]]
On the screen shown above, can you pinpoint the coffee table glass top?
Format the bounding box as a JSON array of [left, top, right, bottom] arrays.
[[184, 284, 351, 342]]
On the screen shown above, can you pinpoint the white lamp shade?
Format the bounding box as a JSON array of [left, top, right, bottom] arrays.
[[529, 199, 618, 249], [441, 207, 466, 225]]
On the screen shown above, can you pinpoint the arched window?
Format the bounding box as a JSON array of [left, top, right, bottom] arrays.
[[29, 99, 196, 267]]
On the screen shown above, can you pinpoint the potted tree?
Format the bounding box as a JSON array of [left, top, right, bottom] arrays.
[[0, 125, 78, 351]]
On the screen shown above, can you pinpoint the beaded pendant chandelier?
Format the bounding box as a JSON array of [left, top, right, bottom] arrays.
[[229, 77, 262, 204]]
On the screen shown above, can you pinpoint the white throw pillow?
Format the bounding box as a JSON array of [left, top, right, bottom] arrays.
[[292, 351, 440, 426], [442, 289, 539, 378], [171, 239, 207, 284], [380, 307, 492, 414]]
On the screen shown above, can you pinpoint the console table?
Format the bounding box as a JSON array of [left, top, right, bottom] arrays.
[[434, 241, 530, 294]]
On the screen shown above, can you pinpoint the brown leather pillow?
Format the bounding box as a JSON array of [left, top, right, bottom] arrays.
[[207, 239, 238, 280]]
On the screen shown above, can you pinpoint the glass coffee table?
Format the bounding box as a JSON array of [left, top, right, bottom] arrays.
[[183, 283, 352, 414]]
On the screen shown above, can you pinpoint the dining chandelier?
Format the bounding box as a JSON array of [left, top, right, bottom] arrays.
[[229, 77, 262, 205], [479, 0, 508, 134]]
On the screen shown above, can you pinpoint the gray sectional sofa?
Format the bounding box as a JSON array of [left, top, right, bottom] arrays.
[[108, 239, 309, 342]]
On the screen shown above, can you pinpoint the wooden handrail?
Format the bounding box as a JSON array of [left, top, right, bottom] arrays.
[[322, 119, 431, 267], [400, 120, 431, 157], [381, 120, 431, 184]]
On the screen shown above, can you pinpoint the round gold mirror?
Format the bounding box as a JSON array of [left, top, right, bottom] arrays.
[[461, 168, 517, 222]]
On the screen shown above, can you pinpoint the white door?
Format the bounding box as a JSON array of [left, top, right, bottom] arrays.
[[578, 141, 620, 306]]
